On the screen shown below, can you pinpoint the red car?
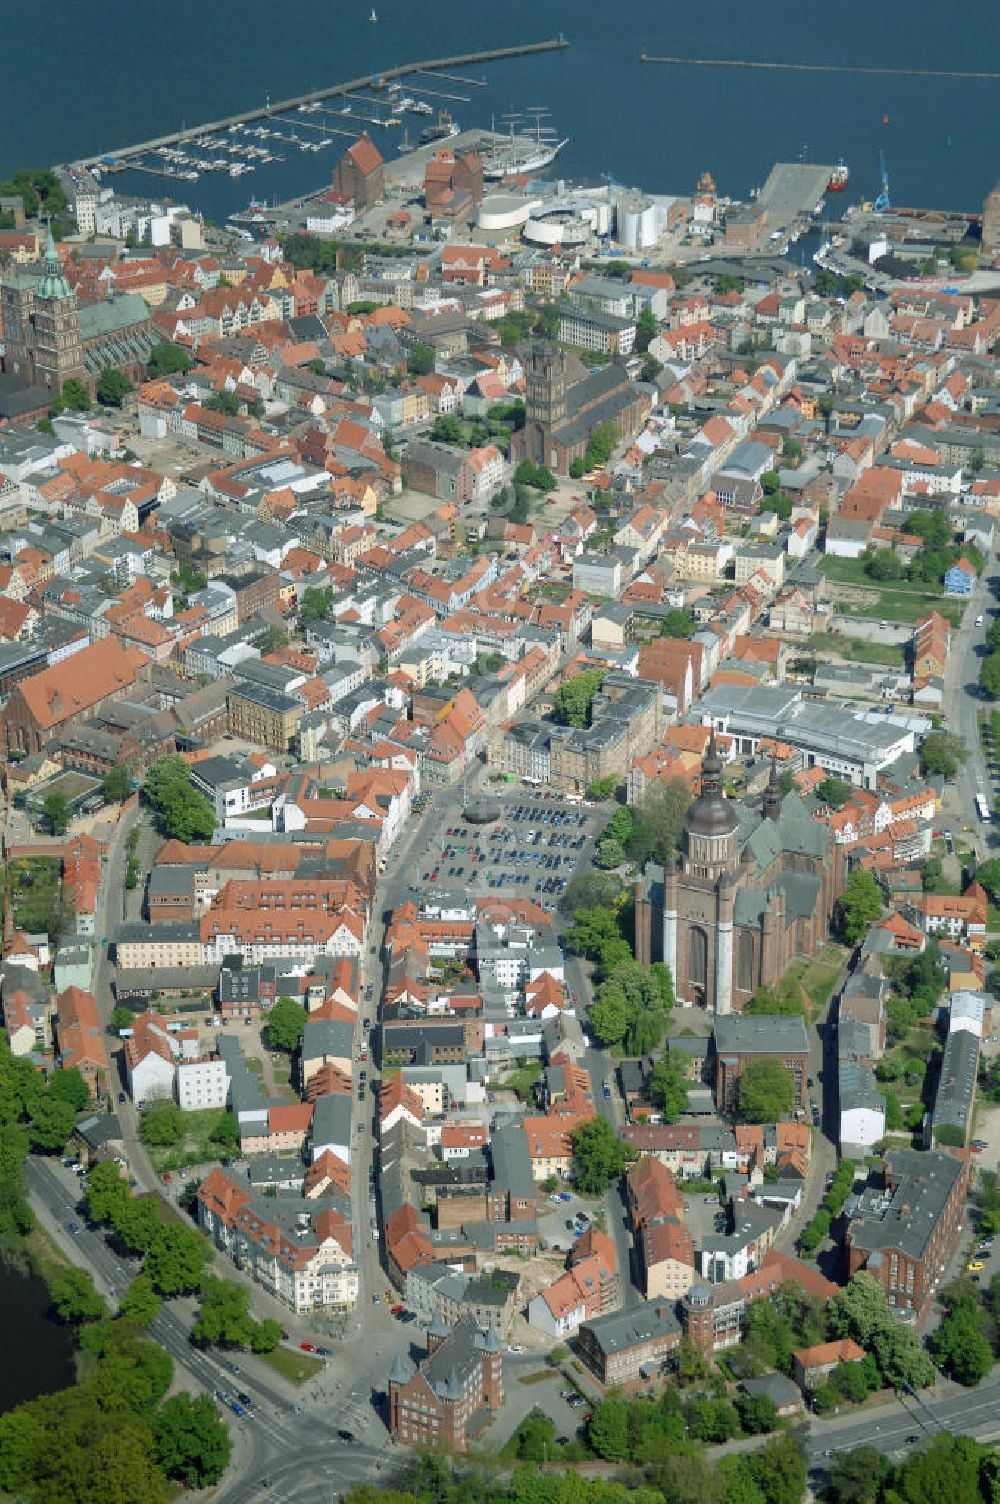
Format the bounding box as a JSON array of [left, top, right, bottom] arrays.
[[162, 1172, 173, 1183], [300, 1341, 317, 1353], [391, 1304, 405, 1317]]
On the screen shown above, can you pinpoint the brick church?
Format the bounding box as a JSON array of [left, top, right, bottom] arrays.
[[1, 227, 156, 399], [634, 738, 845, 1014], [510, 339, 651, 475]]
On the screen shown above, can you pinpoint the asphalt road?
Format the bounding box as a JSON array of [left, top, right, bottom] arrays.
[[941, 572, 996, 859]]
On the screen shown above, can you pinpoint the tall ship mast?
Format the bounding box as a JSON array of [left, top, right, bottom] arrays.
[[481, 106, 568, 181]]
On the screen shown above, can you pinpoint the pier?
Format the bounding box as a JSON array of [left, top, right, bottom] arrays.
[[639, 52, 1000, 81], [67, 38, 568, 170]]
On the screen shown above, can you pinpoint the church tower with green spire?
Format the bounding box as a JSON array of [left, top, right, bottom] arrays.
[[32, 225, 84, 391]]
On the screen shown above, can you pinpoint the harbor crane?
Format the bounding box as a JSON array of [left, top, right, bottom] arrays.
[[874, 148, 891, 212]]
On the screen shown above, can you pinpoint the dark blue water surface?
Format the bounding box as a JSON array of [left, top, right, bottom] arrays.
[[2, 1, 998, 219], [0, 1259, 75, 1414]]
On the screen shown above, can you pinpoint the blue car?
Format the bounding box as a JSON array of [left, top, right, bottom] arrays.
[[558, 1191, 572, 1203]]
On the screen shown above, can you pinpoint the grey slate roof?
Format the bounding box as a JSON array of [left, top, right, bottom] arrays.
[[580, 1302, 680, 1356], [714, 1015, 810, 1058], [848, 1148, 965, 1263]]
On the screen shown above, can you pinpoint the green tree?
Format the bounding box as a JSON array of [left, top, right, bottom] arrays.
[[552, 668, 604, 728], [256, 624, 289, 656], [250, 1317, 283, 1353], [863, 547, 903, 582], [193, 1276, 256, 1347], [41, 791, 70, 835], [920, 730, 968, 778], [894, 1433, 986, 1504], [825, 1446, 892, 1504], [48, 1265, 106, 1324], [658, 608, 695, 639], [86, 1159, 130, 1224], [48, 1067, 90, 1113], [835, 866, 883, 944], [210, 1109, 240, 1152], [930, 1294, 994, 1385], [626, 778, 693, 868], [586, 776, 619, 800], [110, 1195, 163, 1255], [110, 1006, 134, 1033], [154, 1392, 231, 1487], [102, 763, 133, 803], [139, 1100, 182, 1147], [118, 1273, 161, 1326], [584, 421, 619, 471], [589, 989, 630, 1047], [745, 975, 806, 1017], [571, 1117, 632, 1194], [735, 1391, 777, 1434], [146, 342, 193, 379], [267, 996, 306, 1053], [829, 1271, 893, 1346], [594, 834, 625, 870], [635, 305, 658, 353], [587, 1395, 630, 1460], [562, 871, 624, 914], [60, 377, 91, 412], [979, 651, 1000, 699], [816, 776, 852, 809], [299, 584, 332, 623], [407, 341, 434, 375], [761, 470, 780, 496], [27, 1094, 76, 1152], [97, 369, 132, 407], [649, 1053, 691, 1124], [974, 858, 1000, 903], [143, 755, 215, 842], [564, 903, 625, 962], [737, 1056, 796, 1123], [145, 1223, 210, 1296]]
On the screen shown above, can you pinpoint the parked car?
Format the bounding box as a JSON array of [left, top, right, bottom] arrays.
[[300, 1341, 317, 1353]]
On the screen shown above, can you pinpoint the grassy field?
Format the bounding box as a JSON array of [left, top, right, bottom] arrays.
[[785, 944, 849, 1014], [8, 857, 64, 940], [259, 1346, 325, 1385], [818, 558, 964, 626], [143, 1107, 233, 1173], [810, 633, 905, 669]]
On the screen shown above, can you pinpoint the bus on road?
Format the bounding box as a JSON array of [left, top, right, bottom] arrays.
[[976, 792, 991, 821]]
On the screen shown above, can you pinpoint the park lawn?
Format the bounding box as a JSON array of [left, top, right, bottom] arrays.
[[811, 633, 904, 669], [258, 1346, 325, 1386], [785, 944, 849, 1014], [518, 1369, 559, 1387]]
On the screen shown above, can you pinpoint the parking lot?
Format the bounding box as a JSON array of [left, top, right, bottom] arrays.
[[535, 1188, 602, 1253], [416, 790, 602, 911]]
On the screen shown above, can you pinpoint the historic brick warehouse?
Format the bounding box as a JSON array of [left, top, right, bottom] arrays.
[[634, 742, 845, 1014]]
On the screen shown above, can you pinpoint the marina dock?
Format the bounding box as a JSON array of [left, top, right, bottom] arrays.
[[66, 39, 568, 172]]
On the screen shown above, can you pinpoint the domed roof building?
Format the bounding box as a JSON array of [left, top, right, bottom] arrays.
[[634, 740, 845, 1014]]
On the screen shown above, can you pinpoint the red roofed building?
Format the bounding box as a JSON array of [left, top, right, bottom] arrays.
[[333, 135, 385, 209], [1, 637, 147, 755], [54, 986, 109, 1098], [197, 1166, 357, 1312]]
